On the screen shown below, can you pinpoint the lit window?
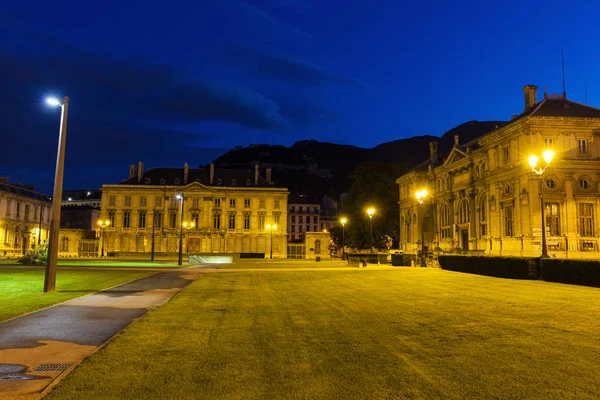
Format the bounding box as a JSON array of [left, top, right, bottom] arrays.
[[155, 196, 162, 207], [578, 139, 588, 155], [504, 206, 513, 237], [214, 198, 221, 207], [579, 203, 594, 237], [123, 211, 131, 228], [545, 203, 560, 236], [244, 213, 251, 230], [154, 212, 162, 229], [140, 197, 147, 207], [579, 178, 590, 190], [213, 213, 221, 229], [440, 204, 451, 239], [544, 137, 555, 148], [459, 199, 470, 224], [230, 199, 236, 208], [139, 212, 146, 229], [545, 178, 556, 189], [259, 199, 265, 209], [229, 213, 236, 230], [503, 146, 510, 164], [125, 196, 131, 206], [244, 199, 251, 208], [479, 196, 487, 237]]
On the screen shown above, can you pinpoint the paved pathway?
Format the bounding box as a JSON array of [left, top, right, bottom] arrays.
[[0, 268, 205, 399]]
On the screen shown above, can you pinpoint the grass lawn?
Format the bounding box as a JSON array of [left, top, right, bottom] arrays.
[[0, 268, 155, 322], [49, 269, 600, 400]]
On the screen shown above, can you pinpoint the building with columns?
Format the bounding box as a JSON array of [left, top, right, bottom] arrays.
[[0, 178, 51, 256], [99, 162, 289, 257], [397, 85, 600, 258]]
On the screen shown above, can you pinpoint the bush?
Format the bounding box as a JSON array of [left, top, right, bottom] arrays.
[[540, 259, 600, 287], [19, 243, 48, 266], [438, 255, 539, 280]]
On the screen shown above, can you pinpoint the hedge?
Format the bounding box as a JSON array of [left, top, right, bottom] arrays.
[[540, 259, 600, 287], [438, 255, 540, 280]]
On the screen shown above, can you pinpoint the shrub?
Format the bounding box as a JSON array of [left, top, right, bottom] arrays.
[[540, 259, 600, 287], [19, 243, 48, 266], [438, 255, 539, 280]]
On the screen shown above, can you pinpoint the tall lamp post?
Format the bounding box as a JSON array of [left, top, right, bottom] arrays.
[[367, 208, 375, 253], [528, 150, 554, 259], [44, 96, 69, 293], [266, 223, 277, 259], [176, 194, 185, 266], [415, 189, 428, 267], [340, 217, 347, 257], [97, 219, 110, 257]]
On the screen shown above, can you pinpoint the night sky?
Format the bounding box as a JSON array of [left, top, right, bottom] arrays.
[[2, 0, 599, 194]]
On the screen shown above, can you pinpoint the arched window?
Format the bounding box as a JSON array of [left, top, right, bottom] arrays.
[[440, 204, 451, 239], [315, 239, 321, 254], [459, 199, 470, 224], [479, 196, 487, 237]]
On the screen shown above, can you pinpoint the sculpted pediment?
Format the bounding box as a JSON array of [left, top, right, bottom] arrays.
[[180, 181, 214, 192], [444, 147, 468, 166]]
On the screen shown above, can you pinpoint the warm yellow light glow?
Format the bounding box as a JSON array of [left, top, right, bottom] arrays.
[[528, 155, 539, 168], [266, 223, 277, 231], [97, 219, 110, 228], [340, 217, 347, 225], [323, 229, 327, 233], [367, 208, 375, 217], [542, 150, 554, 164]]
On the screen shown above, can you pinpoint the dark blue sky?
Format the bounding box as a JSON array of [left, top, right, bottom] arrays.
[[1, 0, 599, 193]]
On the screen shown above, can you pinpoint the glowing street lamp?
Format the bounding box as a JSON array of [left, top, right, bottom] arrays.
[[176, 194, 185, 265], [529, 150, 555, 258], [340, 217, 347, 257], [367, 208, 375, 253], [97, 219, 110, 257], [415, 189, 428, 267], [44, 96, 69, 293], [266, 223, 277, 259]]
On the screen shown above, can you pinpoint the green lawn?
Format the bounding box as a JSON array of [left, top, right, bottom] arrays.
[[49, 269, 600, 399], [0, 268, 155, 322]]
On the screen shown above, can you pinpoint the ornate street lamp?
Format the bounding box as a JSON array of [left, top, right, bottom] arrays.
[[44, 96, 69, 293], [97, 219, 110, 257], [340, 217, 347, 257], [367, 208, 375, 253], [528, 150, 554, 258], [415, 189, 428, 267], [266, 223, 277, 259]]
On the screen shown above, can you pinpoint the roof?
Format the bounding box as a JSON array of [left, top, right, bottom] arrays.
[[288, 194, 320, 205], [118, 166, 276, 188], [0, 181, 50, 202]]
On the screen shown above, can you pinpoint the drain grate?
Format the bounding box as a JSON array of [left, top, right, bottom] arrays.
[[31, 363, 72, 372]]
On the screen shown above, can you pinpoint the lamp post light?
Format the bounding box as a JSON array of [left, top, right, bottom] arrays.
[[176, 194, 185, 266], [44, 96, 69, 293], [97, 219, 110, 257], [367, 208, 375, 253], [529, 150, 555, 259], [415, 189, 428, 267], [183, 221, 195, 252], [266, 223, 277, 259], [340, 217, 347, 258]]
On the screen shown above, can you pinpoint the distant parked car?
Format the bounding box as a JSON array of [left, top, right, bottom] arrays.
[[387, 249, 403, 263]]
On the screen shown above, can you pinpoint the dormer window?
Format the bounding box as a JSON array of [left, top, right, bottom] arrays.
[[145, 177, 151, 184], [160, 178, 166, 184], [232, 179, 237, 186], [174, 178, 180, 185], [246, 179, 251, 186], [217, 178, 222, 185]]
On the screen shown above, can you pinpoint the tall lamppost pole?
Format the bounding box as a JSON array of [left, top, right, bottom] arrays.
[[97, 219, 110, 257], [176, 194, 185, 266], [367, 208, 375, 253], [44, 96, 69, 293], [415, 189, 428, 267], [528, 150, 554, 259], [340, 217, 347, 257], [266, 224, 277, 259]]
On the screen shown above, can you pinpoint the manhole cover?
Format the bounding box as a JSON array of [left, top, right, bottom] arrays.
[[31, 363, 72, 372]]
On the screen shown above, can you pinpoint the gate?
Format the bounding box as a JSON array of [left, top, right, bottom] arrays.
[[287, 243, 305, 259]]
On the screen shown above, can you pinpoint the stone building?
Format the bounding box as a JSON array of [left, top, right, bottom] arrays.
[[397, 85, 600, 258], [100, 162, 289, 257], [287, 194, 320, 242], [0, 178, 51, 256]]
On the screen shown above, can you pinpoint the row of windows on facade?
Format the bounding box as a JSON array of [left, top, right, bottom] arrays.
[[105, 211, 281, 230], [290, 225, 319, 233], [290, 216, 319, 224], [107, 196, 280, 210], [407, 199, 596, 239], [3, 202, 48, 222], [289, 206, 319, 213]]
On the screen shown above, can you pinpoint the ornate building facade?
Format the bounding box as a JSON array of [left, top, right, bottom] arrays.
[[397, 85, 600, 258], [100, 162, 289, 257], [0, 179, 51, 256]]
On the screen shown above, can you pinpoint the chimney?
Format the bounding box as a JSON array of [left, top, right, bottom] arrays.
[[129, 164, 136, 179], [255, 164, 259, 186], [453, 135, 459, 147], [137, 161, 144, 183], [429, 142, 438, 163], [184, 162, 189, 184], [522, 84, 538, 109], [266, 168, 272, 183], [209, 163, 214, 185]]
